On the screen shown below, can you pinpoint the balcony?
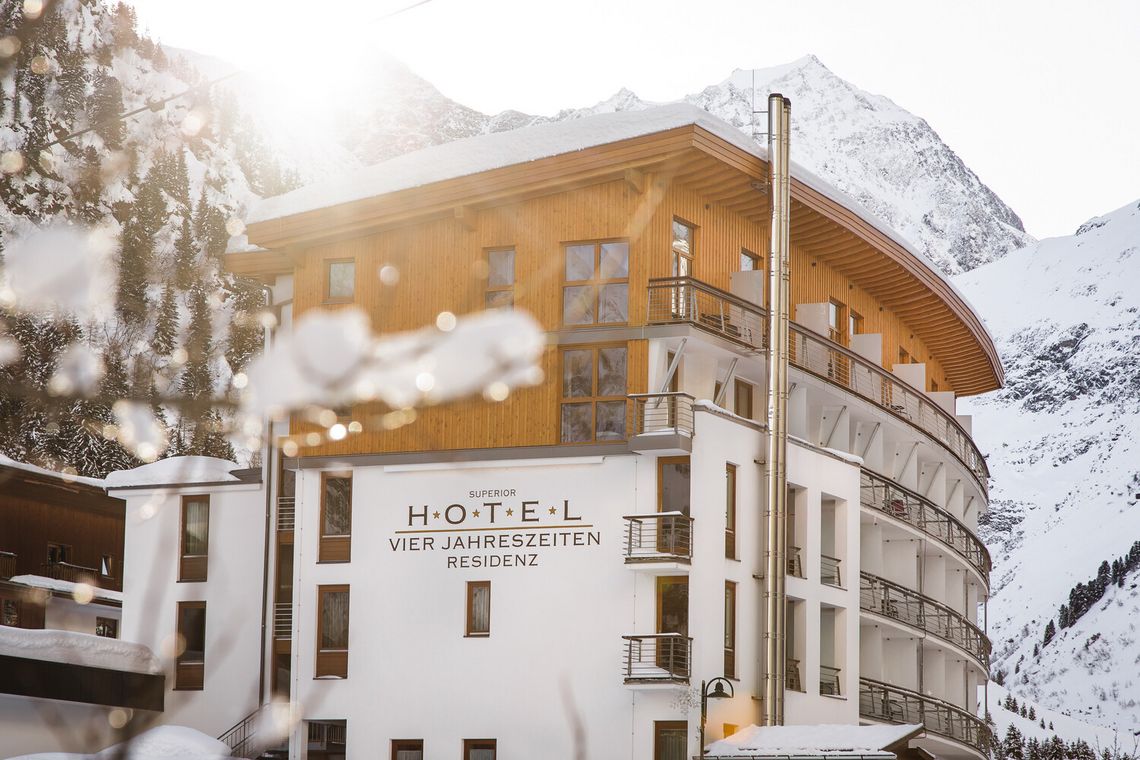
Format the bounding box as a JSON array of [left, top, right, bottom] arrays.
[[820, 554, 843, 587], [820, 664, 842, 696], [861, 470, 991, 584], [0, 654, 164, 711], [273, 602, 292, 639], [40, 560, 101, 586], [622, 633, 692, 684], [277, 496, 296, 532], [647, 276, 766, 350], [859, 677, 990, 756], [860, 572, 990, 670], [0, 551, 15, 579], [643, 277, 990, 498], [623, 513, 693, 568], [629, 392, 694, 454]]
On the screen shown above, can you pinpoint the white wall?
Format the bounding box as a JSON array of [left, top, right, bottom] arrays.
[[0, 693, 122, 757], [44, 597, 120, 635]]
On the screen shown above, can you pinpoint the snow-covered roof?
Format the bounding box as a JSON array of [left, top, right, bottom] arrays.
[[9, 724, 230, 760], [0, 625, 160, 675], [104, 456, 245, 490], [8, 574, 124, 604], [0, 453, 105, 488], [706, 724, 923, 758], [244, 103, 986, 340]]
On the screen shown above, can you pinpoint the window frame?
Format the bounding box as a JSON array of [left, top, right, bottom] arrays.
[[724, 581, 737, 678], [323, 258, 356, 304], [733, 378, 754, 420], [848, 309, 864, 337], [465, 580, 491, 637], [174, 600, 206, 690], [560, 238, 630, 327], [315, 584, 350, 678], [179, 495, 209, 582], [725, 464, 737, 560], [827, 298, 846, 346], [95, 616, 118, 639], [463, 739, 497, 759], [484, 247, 516, 311], [558, 343, 629, 444], [46, 542, 72, 565], [391, 739, 424, 760], [739, 248, 760, 272], [318, 471, 353, 563]]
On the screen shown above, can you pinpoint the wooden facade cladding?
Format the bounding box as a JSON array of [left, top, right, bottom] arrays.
[[233, 123, 1001, 457]]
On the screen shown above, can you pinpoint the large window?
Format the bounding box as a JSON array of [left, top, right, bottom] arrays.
[[725, 464, 737, 560], [562, 240, 629, 326], [724, 581, 737, 678], [175, 601, 206, 690], [324, 259, 355, 303], [464, 739, 496, 760], [485, 248, 515, 310], [319, 472, 352, 563], [179, 495, 209, 582], [316, 585, 350, 678], [392, 740, 423, 760], [654, 721, 687, 760], [466, 581, 491, 637], [560, 345, 627, 443], [733, 379, 754, 420]]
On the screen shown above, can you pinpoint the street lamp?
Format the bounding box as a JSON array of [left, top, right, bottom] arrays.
[[699, 676, 735, 759]]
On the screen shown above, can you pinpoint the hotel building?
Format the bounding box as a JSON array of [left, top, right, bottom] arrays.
[[117, 103, 1000, 760]]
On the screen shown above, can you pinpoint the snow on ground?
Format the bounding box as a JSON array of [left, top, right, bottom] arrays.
[[0, 454, 104, 488], [104, 456, 241, 489], [986, 683, 1137, 751], [7, 575, 123, 604], [705, 723, 919, 757], [8, 725, 231, 760], [0, 626, 160, 675]]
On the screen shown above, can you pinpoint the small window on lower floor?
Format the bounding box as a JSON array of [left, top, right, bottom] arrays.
[[464, 739, 496, 760], [392, 739, 423, 760], [175, 601, 206, 690], [466, 581, 490, 637], [316, 585, 350, 678], [96, 617, 118, 639], [2, 599, 18, 627]]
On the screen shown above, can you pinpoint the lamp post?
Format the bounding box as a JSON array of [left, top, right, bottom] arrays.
[[699, 676, 735, 759]]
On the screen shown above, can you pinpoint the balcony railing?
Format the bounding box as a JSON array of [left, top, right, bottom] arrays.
[[786, 657, 804, 692], [859, 677, 990, 755], [787, 546, 804, 578], [820, 664, 842, 696], [647, 277, 766, 350], [629, 392, 695, 438], [273, 602, 292, 639], [644, 277, 989, 498], [40, 561, 99, 585], [622, 633, 692, 683], [623, 513, 693, 563], [277, 496, 295, 532], [820, 554, 842, 587], [860, 572, 990, 669], [0, 551, 15, 579], [861, 470, 991, 582]]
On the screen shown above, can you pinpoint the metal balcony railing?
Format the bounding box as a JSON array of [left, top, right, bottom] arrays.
[[647, 276, 767, 350], [786, 657, 804, 692], [307, 721, 347, 747], [629, 392, 695, 438], [860, 470, 991, 582], [273, 602, 292, 639], [644, 277, 990, 498], [821, 554, 843, 587], [622, 633, 692, 683], [787, 545, 804, 578], [277, 496, 295, 531], [859, 677, 990, 755], [0, 551, 15, 579], [860, 572, 990, 669], [623, 513, 693, 563], [820, 664, 842, 696]]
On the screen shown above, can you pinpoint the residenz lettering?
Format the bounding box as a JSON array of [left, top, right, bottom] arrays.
[[387, 489, 601, 569]]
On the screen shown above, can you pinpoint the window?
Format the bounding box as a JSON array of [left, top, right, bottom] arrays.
[[179, 496, 209, 582], [898, 346, 911, 366], [316, 585, 349, 678], [562, 240, 629, 325], [175, 601, 206, 690], [485, 248, 515, 310], [319, 472, 352, 563], [559, 345, 627, 443], [96, 617, 118, 638], [466, 580, 490, 637], [723, 724, 739, 740], [654, 721, 687, 760], [463, 739, 496, 760], [740, 248, 759, 271], [392, 740, 423, 760], [46, 543, 71, 564], [324, 259, 355, 303], [724, 581, 737, 678], [2, 599, 18, 627], [733, 379, 754, 420], [930, 379, 940, 392], [827, 299, 846, 345], [725, 464, 737, 559], [100, 554, 114, 578], [849, 309, 863, 337]]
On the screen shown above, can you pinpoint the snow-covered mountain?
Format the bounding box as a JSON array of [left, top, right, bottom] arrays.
[[956, 199, 1140, 734], [274, 54, 1031, 274]]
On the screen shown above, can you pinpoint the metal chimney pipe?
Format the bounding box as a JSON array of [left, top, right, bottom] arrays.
[[763, 92, 792, 727]]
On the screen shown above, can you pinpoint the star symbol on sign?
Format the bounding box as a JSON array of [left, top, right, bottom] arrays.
[[432, 511, 441, 519], [548, 506, 558, 515], [505, 508, 514, 516], [472, 510, 481, 518]]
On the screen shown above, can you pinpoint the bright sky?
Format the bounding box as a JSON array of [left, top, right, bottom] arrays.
[[127, 0, 1139, 241]]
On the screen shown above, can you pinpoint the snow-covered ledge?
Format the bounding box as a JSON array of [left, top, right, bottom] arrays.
[[0, 626, 161, 675]]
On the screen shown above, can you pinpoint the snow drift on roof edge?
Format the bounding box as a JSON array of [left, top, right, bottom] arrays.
[[104, 456, 241, 488]]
